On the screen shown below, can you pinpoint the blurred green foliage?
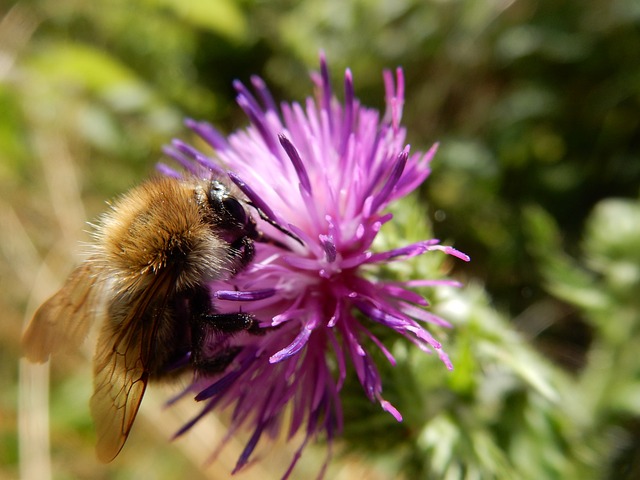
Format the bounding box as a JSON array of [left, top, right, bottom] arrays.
[[1, 0, 639, 479]]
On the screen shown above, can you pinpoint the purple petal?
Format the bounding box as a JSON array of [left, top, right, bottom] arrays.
[[278, 134, 312, 194], [227, 171, 280, 222], [270, 321, 317, 363], [328, 329, 347, 389], [281, 437, 309, 480], [319, 234, 337, 263], [340, 251, 372, 269], [406, 325, 442, 350], [380, 400, 403, 422], [173, 398, 219, 438], [162, 145, 197, 173], [171, 140, 224, 174], [346, 325, 367, 357], [250, 75, 277, 112], [438, 350, 454, 371], [370, 147, 409, 213], [428, 244, 471, 262], [382, 284, 429, 306], [363, 328, 396, 366], [399, 301, 453, 328], [355, 300, 408, 329], [155, 163, 181, 179], [233, 408, 271, 473], [214, 289, 276, 301], [318, 51, 333, 127], [236, 94, 280, 158], [194, 369, 242, 401], [367, 240, 439, 263], [233, 79, 263, 117], [285, 223, 325, 258], [406, 279, 464, 288], [383, 67, 405, 131], [282, 255, 324, 270], [272, 306, 305, 326], [361, 356, 382, 399], [340, 69, 354, 154], [185, 118, 229, 151]]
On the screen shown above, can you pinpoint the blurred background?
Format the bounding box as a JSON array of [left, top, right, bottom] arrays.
[[1, 0, 639, 478]]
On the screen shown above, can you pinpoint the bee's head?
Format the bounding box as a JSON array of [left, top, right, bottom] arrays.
[[206, 177, 303, 272], [207, 180, 258, 269]]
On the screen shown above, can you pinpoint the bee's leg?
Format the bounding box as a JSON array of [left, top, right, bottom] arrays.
[[188, 286, 257, 374], [190, 313, 257, 375], [202, 312, 256, 331], [192, 345, 243, 375]]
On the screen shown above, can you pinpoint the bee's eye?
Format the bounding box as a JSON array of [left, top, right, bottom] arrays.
[[223, 197, 248, 226]]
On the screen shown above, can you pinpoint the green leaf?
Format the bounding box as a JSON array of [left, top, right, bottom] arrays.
[[584, 199, 640, 283], [523, 205, 609, 311], [150, 0, 247, 40], [27, 42, 148, 96]]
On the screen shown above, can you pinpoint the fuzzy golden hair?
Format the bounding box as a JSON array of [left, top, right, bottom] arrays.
[[22, 174, 255, 462]]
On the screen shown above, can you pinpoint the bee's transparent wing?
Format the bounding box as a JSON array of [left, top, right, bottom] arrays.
[[22, 264, 100, 363], [90, 268, 176, 462], [90, 318, 148, 462]]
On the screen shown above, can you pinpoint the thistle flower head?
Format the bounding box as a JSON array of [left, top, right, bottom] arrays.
[[162, 54, 469, 477]]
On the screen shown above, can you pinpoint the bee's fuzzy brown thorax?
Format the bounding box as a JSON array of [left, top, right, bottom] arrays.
[[95, 177, 235, 292]]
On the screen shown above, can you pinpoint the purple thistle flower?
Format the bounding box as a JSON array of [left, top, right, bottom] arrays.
[[163, 54, 469, 477]]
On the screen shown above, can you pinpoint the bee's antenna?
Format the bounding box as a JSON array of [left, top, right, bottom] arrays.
[[226, 170, 303, 247], [248, 202, 304, 247]]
